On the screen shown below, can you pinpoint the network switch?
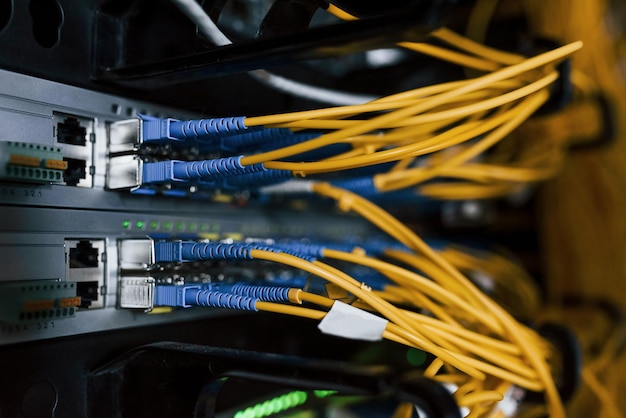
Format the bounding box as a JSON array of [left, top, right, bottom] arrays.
[[0, 69, 373, 346]]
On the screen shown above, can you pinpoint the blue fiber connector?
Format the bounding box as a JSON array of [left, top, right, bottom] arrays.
[[219, 127, 292, 152], [140, 115, 181, 143], [154, 285, 201, 308], [154, 241, 184, 263], [223, 169, 293, 190], [154, 286, 258, 311], [270, 242, 325, 259], [172, 157, 265, 180], [142, 161, 179, 185], [247, 243, 317, 262], [257, 131, 321, 152], [140, 115, 252, 143], [183, 242, 253, 261], [229, 284, 292, 302], [153, 241, 319, 263], [169, 117, 249, 140], [141, 157, 268, 185], [153, 241, 253, 263], [184, 289, 258, 311], [220, 129, 320, 152]]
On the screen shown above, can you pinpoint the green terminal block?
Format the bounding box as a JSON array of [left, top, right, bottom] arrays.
[[0, 280, 81, 323], [0, 141, 67, 183]]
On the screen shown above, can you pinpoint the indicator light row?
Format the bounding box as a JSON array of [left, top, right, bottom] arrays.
[[121, 220, 218, 233]]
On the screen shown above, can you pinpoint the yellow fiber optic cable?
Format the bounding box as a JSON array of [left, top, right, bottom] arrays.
[[241, 41, 581, 167], [321, 248, 502, 332], [270, 78, 545, 130], [417, 325, 540, 381], [311, 182, 565, 417], [298, 291, 334, 308], [325, 4, 357, 21], [439, 247, 542, 316], [388, 323, 544, 390], [252, 86, 557, 175], [347, 288, 534, 379], [431, 27, 525, 66], [313, 182, 503, 318], [404, 311, 522, 356], [374, 89, 550, 190], [391, 402, 414, 418], [383, 250, 486, 308], [397, 41, 501, 72], [581, 368, 625, 418], [251, 250, 470, 362], [439, 161, 562, 183], [262, 108, 517, 174], [256, 301, 326, 320], [388, 71, 557, 127], [458, 391, 505, 408], [250, 249, 485, 378], [326, 4, 506, 71], [424, 358, 446, 378]]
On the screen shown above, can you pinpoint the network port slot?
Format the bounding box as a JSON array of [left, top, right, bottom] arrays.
[[0, 141, 67, 183], [119, 277, 155, 310], [53, 112, 95, 187], [56, 116, 88, 146], [117, 238, 311, 312], [0, 280, 80, 324], [65, 239, 106, 309]]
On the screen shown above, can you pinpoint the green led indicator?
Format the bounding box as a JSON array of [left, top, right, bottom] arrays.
[[270, 400, 279, 415], [121, 220, 130, 229], [287, 392, 299, 407], [314, 390, 337, 398], [266, 403, 278, 416], [406, 348, 427, 366], [162, 222, 172, 230], [149, 221, 159, 230], [233, 390, 309, 418], [136, 221, 145, 229], [187, 223, 197, 232], [175, 222, 184, 232], [210, 224, 219, 232], [200, 223, 209, 232]]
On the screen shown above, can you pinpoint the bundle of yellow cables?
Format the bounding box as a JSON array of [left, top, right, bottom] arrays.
[[232, 183, 562, 417], [230, 5, 582, 201]]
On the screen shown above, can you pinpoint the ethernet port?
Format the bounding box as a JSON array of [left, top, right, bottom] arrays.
[[69, 240, 99, 268], [63, 157, 86, 186], [65, 239, 106, 309], [56, 117, 87, 146], [76, 281, 99, 308], [53, 112, 94, 188]]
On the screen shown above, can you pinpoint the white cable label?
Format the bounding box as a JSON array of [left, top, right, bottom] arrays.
[[318, 301, 388, 341]]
